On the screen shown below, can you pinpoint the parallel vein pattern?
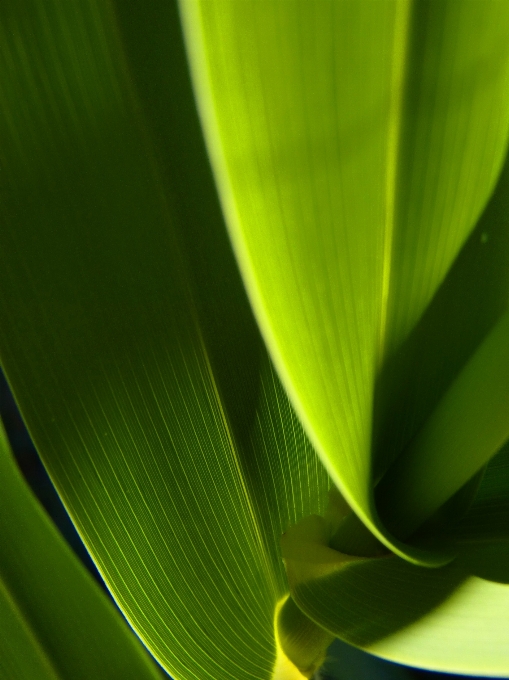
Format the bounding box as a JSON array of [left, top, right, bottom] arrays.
[[181, 0, 509, 562], [0, 2, 331, 679]]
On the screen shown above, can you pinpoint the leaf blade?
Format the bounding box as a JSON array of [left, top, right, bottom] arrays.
[[0, 416, 161, 680], [180, 0, 509, 561], [0, 3, 331, 678], [284, 509, 509, 675]]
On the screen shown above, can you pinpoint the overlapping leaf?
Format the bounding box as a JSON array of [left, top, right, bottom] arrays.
[[0, 2, 330, 679], [0, 417, 161, 680], [4, 1, 509, 678], [285, 530, 509, 676], [281, 435, 509, 675], [180, 0, 509, 562], [278, 154, 509, 674], [278, 439, 509, 676]]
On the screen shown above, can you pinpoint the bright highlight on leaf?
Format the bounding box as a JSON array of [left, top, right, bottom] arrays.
[[180, 0, 509, 563], [2, 1, 509, 678]]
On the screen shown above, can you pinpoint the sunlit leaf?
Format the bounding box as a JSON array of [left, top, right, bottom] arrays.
[[282, 496, 509, 676], [180, 0, 509, 562], [4, 1, 509, 677]]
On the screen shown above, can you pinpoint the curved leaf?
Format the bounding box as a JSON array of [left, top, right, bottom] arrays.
[[447, 441, 509, 544], [0, 418, 160, 680], [0, 2, 330, 678], [283, 508, 509, 676], [180, 0, 509, 562], [373, 145, 509, 480], [375, 307, 509, 539], [4, 1, 509, 677]]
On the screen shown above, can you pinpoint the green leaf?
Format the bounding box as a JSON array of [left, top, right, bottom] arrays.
[[0, 581, 59, 680], [0, 417, 161, 680], [372, 147, 509, 481], [375, 307, 509, 539], [0, 3, 330, 678], [180, 0, 509, 562], [303, 549, 509, 676], [282, 504, 509, 676], [4, 1, 509, 677], [329, 148, 509, 557], [446, 440, 509, 544]]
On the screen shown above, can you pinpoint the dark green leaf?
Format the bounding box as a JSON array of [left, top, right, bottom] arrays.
[[0, 418, 160, 680]]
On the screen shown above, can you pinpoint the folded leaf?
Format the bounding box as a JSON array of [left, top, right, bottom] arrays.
[[180, 0, 509, 562], [4, 1, 509, 677], [284, 506, 509, 676], [0, 418, 160, 680]]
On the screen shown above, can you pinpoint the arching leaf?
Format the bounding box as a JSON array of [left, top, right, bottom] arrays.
[[0, 3, 329, 678], [180, 0, 509, 562], [0, 418, 161, 680], [283, 502, 509, 676]]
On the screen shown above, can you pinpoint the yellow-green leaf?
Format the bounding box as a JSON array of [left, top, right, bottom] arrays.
[[180, 0, 509, 562]]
